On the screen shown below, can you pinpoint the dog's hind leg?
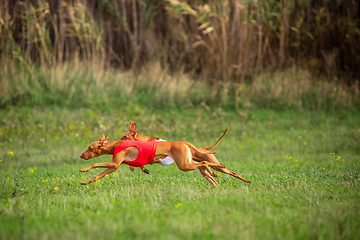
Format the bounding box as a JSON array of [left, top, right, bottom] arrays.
[[196, 153, 251, 184], [199, 168, 219, 186], [211, 165, 251, 183], [169, 144, 224, 177]]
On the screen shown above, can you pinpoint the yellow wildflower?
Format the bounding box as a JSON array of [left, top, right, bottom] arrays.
[[96, 180, 100, 183], [304, 142, 307, 145], [81, 176, 84, 179], [6, 177, 10, 181], [54, 187, 59, 191], [29, 168, 35, 173], [105, 174, 109, 178], [113, 174, 117, 177], [42, 180, 46, 183], [8, 151, 14, 156], [4, 203, 9, 207], [176, 202, 183, 208], [295, 159, 297, 162], [0, 160, 2, 162]]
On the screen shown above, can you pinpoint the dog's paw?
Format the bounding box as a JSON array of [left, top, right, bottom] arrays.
[[80, 168, 89, 172], [144, 169, 150, 174], [80, 182, 87, 185], [129, 166, 134, 172]]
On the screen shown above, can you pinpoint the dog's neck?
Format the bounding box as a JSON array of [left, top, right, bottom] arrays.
[[102, 140, 125, 154], [136, 134, 160, 142]]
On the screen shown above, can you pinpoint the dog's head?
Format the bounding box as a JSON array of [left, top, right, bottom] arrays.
[[120, 122, 138, 140], [80, 134, 109, 160]]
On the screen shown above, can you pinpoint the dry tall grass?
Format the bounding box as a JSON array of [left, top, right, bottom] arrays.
[[1, 0, 359, 82], [1, 59, 358, 111]]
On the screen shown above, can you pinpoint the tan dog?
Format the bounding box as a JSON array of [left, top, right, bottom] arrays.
[[79, 135, 225, 185], [120, 122, 251, 186], [121, 123, 227, 175]]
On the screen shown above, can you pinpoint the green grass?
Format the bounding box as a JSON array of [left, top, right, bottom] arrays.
[[1, 106, 359, 240]]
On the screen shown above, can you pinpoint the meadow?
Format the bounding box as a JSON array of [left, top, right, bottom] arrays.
[[1, 1, 359, 238], [1, 87, 359, 239]]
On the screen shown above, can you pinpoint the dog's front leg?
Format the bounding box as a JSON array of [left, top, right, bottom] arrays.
[[81, 151, 126, 184], [80, 162, 116, 172], [128, 166, 150, 174], [81, 168, 117, 185]]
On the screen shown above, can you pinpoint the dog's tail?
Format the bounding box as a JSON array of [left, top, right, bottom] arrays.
[[185, 142, 217, 155], [204, 128, 228, 151]]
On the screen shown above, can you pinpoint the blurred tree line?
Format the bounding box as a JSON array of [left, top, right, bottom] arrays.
[[1, 0, 359, 83]]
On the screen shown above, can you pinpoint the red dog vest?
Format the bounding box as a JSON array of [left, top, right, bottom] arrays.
[[112, 140, 157, 167]]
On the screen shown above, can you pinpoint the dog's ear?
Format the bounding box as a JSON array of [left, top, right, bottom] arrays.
[[99, 134, 105, 141], [100, 137, 109, 147], [129, 122, 133, 131], [130, 122, 137, 134]]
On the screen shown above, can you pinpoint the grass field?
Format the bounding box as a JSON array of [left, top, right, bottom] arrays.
[[1, 105, 359, 240], [1, 3, 360, 238]]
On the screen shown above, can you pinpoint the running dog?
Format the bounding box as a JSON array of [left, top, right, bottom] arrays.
[[79, 134, 226, 185], [119, 122, 252, 186]]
